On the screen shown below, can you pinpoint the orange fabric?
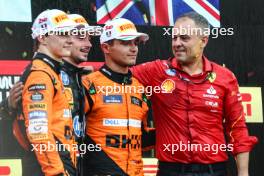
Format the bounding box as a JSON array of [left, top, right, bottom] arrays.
[[22, 59, 76, 175], [82, 71, 148, 176]]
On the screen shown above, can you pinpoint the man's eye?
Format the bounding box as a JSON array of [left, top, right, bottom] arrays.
[[134, 39, 140, 46], [180, 35, 190, 40]]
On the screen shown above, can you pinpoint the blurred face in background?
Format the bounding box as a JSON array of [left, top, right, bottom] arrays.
[[69, 29, 92, 64]]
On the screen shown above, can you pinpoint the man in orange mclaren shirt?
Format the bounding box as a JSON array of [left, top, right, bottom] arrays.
[[82, 18, 152, 176], [21, 9, 77, 176]]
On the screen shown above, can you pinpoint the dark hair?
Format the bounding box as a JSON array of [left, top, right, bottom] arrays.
[[33, 39, 40, 53], [176, 11, 210, 30]]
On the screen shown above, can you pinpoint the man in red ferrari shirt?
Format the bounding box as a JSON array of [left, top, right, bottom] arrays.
[[132, 12, 257, 176]]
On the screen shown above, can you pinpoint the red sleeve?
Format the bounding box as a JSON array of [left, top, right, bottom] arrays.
[[131, 60, 161, 87], [224, 72, 258, 155]]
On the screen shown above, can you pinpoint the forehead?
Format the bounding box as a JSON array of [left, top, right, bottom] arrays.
[[173, 17, 203, 36], [174, 17, 197, 29]]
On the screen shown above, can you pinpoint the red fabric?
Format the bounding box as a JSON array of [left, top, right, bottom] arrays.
[[0, 60, 103, 75], [132, 56, 258, 164]]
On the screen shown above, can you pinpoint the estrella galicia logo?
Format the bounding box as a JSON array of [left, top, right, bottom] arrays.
[[73, 116, 82, 137], [60, 70, 70, 86]]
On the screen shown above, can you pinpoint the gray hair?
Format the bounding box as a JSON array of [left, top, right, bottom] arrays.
[[176, 11, 210, 31]]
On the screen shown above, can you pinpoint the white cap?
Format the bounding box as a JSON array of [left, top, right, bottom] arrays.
[[68, 14, 102, 36], [100, 18, 149, 44], [31, 9, 77, 39]]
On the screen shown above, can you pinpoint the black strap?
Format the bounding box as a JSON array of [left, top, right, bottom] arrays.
[[84, 88, 94, 116]]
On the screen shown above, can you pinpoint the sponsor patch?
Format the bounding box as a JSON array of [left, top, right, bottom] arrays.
[[64, 88, 73, 107], [63, 109, 71, 118], [28, 117, 48, 140], [28, 103, 47, 110], [29, 118, 48, 126], [131, 96, 142, 107], [207, 86, 217, 95], [30, 92, 44, 101], [208, 72, 217, 83], [165, 69, 176, 76], [73, 116, 83, 137], [28, 84, 46, 91], [28, 111, 47, 119], [161, 79, 175, 93], [29, 134, 48, 140], [103, 95, 122, 104], [205, 101, 219, 108], [103, 118, 141, 128], [60, 70, 70, 86], [203, 86, 219, 99]]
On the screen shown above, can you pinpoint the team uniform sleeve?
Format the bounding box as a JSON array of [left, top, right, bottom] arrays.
[[131, 60, 159, 87], [22, 71, 65, 175], [224, 73, 258, 155]]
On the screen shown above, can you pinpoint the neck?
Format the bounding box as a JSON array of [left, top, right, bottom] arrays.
[[37, 47, 62, 62], [63, 57, 78, 67], [105, 58, 129, 74], [180, 56, 203, 76]]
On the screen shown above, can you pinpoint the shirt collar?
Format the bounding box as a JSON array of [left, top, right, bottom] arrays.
[[99, 64, 132, 85], [171, 55, 213, 73], [63, 60, 82, 73], [33, 52, 63, 74]]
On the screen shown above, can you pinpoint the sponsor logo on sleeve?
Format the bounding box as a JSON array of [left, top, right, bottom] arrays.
[[28, 117, 48, 140], [28, 84, 46, 91], [28, 103, 47, 110], [30, 92, 44, 101], [28, 111, 47, 119]]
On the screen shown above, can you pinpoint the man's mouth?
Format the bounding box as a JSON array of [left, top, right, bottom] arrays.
[[80, 47, 90, 53], [175, 48, 186, 54]]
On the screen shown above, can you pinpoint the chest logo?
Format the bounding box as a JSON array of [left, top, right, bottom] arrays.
[[161, 79, 175, 93], [208, 72, 217, 83], [165, 69, 176, 76], [207, 85, 217, 95], [60, 70, 70, 86]]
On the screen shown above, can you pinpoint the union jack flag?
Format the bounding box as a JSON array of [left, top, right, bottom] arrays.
[[96, 0, 220, 27]]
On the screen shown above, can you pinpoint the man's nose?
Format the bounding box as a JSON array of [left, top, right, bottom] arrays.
[[87, 39, 92, 48], [173, 37, 182, 47], [66, 36, 73, 45]]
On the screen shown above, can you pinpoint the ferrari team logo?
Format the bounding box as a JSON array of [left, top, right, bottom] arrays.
[[161, 79, 175, 93], [208, 72, 217, 83]]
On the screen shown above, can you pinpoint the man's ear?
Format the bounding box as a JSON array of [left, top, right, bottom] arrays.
[[101, 43, 111, 54], [37, 35, 47, 46], [200, 36, 209, 48]]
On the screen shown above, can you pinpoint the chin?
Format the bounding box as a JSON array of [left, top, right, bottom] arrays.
[[128, 62, 136, 66], [176, 57, 187, 62], [61, 51, 71, 57]]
